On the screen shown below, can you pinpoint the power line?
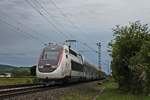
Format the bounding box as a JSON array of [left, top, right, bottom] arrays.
[[0, 18, 44, 44], [25, 0, 70, 39], [34, 0, 73, 38], [1, 0, 95, 55], [26, 0, 99, 64], [28, 0, 98, 55], [49, 0, 92, 40], [0, 18, 28, 39], [0, 9, 47, 44], [48, 0, 99, 53], [49, 0, 101, 57], [29, 0, 97, 53]]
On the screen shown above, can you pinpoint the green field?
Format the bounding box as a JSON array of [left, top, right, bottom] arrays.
[[0, 77, 37, 86]]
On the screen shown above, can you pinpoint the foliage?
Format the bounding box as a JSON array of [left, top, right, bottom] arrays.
[[109, 21, 150, 94], [30, 65, 36, 76]]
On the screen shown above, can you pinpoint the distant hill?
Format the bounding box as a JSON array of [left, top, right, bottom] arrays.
[[0, 64, 16, 68], [0, 64, 31, 77]]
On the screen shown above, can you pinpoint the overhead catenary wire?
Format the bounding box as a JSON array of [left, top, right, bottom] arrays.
[[47, 0, 98, 53], [0, 18, 45, 44], [0, 18, 28, 39], [48, 0, 92, 41], [0, 9, 48, 44], [26, 0, 97, 53], [33, 0, 73, 38], [28, 0, 98, 54], [0, 0, 102, 67], [25, 0, 70, 39], [26, 0, 99, 58]]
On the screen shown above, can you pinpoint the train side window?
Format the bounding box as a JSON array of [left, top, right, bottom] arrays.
[[71, 60, 83, 72]]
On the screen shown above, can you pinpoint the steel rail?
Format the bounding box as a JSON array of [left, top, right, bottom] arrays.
[[0, 84, 52, 99]]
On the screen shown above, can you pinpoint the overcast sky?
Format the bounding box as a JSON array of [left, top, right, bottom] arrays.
[[0, 0, 150, 72]]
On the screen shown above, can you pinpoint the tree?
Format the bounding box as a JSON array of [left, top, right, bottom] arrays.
[[30, 65, 36, 76], [109, 21, 150, 94]]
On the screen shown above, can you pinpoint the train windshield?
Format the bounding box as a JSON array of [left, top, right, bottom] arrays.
[[43, 50, 59, 61], [39, 47, 62, 66]]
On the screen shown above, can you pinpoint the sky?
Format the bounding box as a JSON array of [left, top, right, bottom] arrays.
[[0, 0, 150, 73]]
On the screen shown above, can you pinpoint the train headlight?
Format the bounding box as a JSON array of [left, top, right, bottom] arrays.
[[39, 66, 43, 68], [51, 66, 57, 69]]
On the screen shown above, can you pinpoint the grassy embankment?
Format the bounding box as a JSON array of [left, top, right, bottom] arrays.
[[96, 81, 150, 100], [0, 77, 37, 86], [59, 80, 150, 100]]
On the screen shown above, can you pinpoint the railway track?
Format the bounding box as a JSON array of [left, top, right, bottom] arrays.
[[0, 82, 74, 99], [0, 80, 105, 99], [0, 83, 56, 99]]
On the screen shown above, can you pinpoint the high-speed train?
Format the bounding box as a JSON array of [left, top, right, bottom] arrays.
[[36, 43, 100, 83]]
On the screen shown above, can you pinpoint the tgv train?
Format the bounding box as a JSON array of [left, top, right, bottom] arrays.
[[36, 43, 100, 83]]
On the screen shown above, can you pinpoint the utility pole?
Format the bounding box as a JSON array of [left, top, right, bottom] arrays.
[[96, 42, 101, 70]]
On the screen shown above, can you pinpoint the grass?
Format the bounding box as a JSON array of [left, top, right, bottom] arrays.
[[59, 81, 150, 100], [0, 77, 37, 85], [96, 81, 150, 100]]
